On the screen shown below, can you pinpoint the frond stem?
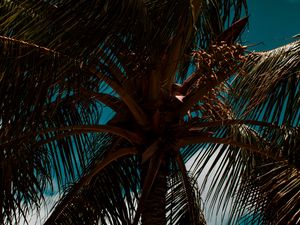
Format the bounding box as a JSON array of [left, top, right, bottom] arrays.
[[177, 136, 281, 160], [188, 119, 280, 129], [1, 125, 143, 148], [89, 67, 149, 127]]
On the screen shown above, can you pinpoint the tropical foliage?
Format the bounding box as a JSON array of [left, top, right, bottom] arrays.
[[0, 0, 299, 225]]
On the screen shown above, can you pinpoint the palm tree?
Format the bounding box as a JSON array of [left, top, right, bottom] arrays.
[[0, 0, 299, 224]]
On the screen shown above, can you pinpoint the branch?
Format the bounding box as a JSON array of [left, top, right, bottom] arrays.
[[177, 136, 280, 160], [39, 125, 143, 145], [188, 119, 280, 129], [1, 125, 143, 148], [80, 88, 127, 113], [89, 66, 149, 127], [160, 0, 204, 92], [0, 35, 59, 55]]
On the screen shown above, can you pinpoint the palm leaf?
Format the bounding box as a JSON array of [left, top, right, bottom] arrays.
[[44, 153, 141, 225], [178, 68, 299, 225], [230, 40, 300, 127], [0, 34, 135, 223]]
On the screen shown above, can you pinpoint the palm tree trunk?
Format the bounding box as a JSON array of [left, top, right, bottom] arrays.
[[141, 164, 167, 225]]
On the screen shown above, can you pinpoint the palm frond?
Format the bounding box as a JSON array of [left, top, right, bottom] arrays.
[[44, 155, 141, 225], [230, 40, 300, 127], [184, 127, 263, 224], [182, 123, 300, 224], [0, 34, 137, 223], [37, 135, 139, 225], [179, 84, 299, 224], [169, 155, 206, 225], [0, 0, 151, 55], [228, 126, 300, 225], [166, 171, 206, 225]]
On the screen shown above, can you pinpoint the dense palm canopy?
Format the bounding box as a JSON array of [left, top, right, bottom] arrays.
[[0, 0, 299, 224]]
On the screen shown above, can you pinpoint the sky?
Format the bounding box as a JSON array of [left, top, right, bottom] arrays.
[[22, 1, 300, 224], [243, 0, 300, 51]]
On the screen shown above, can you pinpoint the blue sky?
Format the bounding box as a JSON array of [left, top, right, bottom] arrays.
[[244, 0, 300, 51]]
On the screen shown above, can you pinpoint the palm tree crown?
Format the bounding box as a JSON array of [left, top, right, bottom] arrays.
[[0, 1, 299, 225]]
